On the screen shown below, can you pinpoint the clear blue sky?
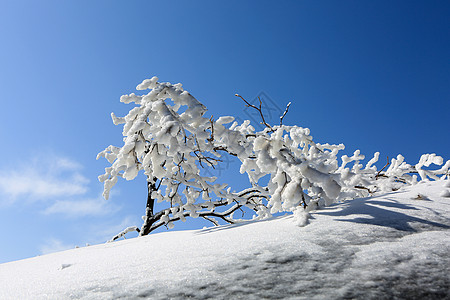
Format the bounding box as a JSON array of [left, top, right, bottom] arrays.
[[0, 0, 449, 263]]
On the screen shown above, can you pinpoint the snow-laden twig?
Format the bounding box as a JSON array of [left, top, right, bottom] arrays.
[[280, 102, 291, 126], [108, 226, 140, 243]]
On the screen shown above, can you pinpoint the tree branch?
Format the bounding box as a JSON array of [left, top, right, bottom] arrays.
[[202, 216, 219, 226], [376, 156, 390, 179], [235, 94, 273, 131]]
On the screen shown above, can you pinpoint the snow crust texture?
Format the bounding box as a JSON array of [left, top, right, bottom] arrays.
[[1, 181, 449, 299]]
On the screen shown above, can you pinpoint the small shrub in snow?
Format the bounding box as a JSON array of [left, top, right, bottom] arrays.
[[98, 77, 450, 238]]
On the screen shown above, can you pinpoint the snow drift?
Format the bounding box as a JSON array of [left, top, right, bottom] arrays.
[[1, 180, 449, 299]]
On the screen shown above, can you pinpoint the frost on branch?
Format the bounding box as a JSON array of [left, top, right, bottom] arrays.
[[98, 76, 450, 239]]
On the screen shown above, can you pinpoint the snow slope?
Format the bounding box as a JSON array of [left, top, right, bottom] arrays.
[[1, 180, 449, 299]]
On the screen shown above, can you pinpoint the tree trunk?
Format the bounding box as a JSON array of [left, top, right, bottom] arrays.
[[140, 177, 158, 236]]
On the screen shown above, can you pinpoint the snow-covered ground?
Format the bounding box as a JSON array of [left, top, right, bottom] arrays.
[[1, 180, 449, 299]]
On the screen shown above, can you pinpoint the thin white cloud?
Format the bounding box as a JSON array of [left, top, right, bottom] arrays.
[[0, 153, 127, 233], [42, 197, 120, 218], [39, 238, 75, 255], [0, 155, 89, 204], [53, 157, 83, 171], [0, 174, 88, 201]]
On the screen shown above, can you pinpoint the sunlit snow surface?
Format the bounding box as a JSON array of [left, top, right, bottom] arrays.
[[1, 181, 449, 299]]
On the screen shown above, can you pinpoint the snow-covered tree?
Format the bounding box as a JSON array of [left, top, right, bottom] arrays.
[[98, 77, 270, 236], [98, 76, 450, 239]]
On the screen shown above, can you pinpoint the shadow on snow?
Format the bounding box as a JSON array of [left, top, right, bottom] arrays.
[[317, 193, 449, 232]]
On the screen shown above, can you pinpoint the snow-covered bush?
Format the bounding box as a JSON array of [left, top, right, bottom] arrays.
[[98, 76, 450, 238]]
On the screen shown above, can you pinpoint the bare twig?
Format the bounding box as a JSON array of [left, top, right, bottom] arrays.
[[301, 194, 307, 208], [354, 185, 374, 194], [193, 135, 221, 168], [213, 146, 238, 157], [235, 94, 273, 131], [376, 156, 390, 179]]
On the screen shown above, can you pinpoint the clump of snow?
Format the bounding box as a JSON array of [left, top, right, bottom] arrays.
[[1, 181, 448, 299], [440, 189, 450, 197], [293, 206, 310, 226]]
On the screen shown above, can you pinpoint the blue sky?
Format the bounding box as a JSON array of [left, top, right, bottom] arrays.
[[0, 0, 449, 263]]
